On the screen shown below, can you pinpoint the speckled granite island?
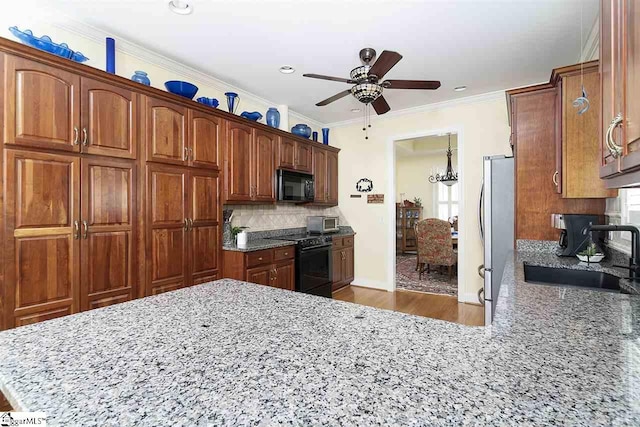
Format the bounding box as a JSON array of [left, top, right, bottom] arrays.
[[0, 242, 639, 425]]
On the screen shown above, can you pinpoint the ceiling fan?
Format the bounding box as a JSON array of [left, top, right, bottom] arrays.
[[303, 48, 441, 115]]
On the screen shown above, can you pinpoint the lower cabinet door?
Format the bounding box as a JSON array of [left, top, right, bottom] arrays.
[[344, 246, 355, 284], [247, 265, 273, 286], [147, 164, 188, 295], [332, 249, 343, 290], [274, 260, 295, 290], [4, 149, 81, 329], [80, 158, 136, 311]]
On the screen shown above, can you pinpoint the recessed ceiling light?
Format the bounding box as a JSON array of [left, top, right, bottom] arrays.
[[351, 108, 361, 113], [279, 66, 295, 74], [168, 0, 192, 15], [454, 86, 467, 92]]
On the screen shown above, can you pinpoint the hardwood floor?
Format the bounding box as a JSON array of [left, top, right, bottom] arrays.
[[333, 285, 484, 326], [0, 392, 11, 411]]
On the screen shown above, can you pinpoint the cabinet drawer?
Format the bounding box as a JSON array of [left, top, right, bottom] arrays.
[[274, 246, 295, 261], [343, 236, 354, 247], [246, 249, 274, 268], [332, 237, 344, 249]]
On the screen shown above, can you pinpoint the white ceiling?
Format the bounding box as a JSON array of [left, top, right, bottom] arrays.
[[28, 0, 597, 124]]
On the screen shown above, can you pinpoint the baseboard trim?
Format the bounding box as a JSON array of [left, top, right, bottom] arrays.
[[350, 278, 392, 291]]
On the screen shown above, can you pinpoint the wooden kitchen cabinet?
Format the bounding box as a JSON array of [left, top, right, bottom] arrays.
[[81, 77, 138, 159], [331, 236, 355, 291], [277, 137, 313, 173], [3, 54, 81, 152], [80, 157, 136, 310], [3, 149, 81, 329], [599, 0, 640, 185], [311, 147, 338, 206], [188, 109, 223, 169], [223, 246, 296, 290], [224, 122, 277, 203], [146, 164, 221, 295], [327, 150, 339, 205], [145, 97, 188, 165], [551, 62, 617, 198]]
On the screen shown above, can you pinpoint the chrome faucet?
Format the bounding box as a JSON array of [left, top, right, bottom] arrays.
[[585, 224, 640, 280]]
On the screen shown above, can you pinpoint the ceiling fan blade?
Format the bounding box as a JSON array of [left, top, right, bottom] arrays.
[[372, 96, 390, 115], [303, 73, 355, 84], [384, 80, 441, 90], [368, 51, 403, 80], [316, 90, 352, 106]]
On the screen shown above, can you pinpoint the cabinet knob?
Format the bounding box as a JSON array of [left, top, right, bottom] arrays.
[[605, 113, 624, 158], [258, 257, 263, 261]]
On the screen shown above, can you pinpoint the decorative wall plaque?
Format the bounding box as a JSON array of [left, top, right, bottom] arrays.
[[356, 178, 373, 192], [367, 194, 384, 204]]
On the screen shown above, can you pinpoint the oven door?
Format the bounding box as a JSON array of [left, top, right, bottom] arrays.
[[296, 244, 333, 297]]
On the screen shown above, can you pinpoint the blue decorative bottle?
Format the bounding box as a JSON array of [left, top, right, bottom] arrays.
[[225, 92, 239, 114], [312, 131, 318, 142], [131, 71, 150, 86], [106, 37, 115, 74], [322, 128, 330, 145], [266, 107, 280, 128]]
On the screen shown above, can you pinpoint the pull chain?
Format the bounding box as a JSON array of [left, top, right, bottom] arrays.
[[361, 103, 372, 140]]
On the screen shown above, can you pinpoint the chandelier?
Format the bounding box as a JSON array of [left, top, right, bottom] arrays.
[[428, 133, 458, 186]]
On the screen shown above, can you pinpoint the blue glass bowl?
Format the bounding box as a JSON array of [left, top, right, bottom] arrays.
[[9, 26, 89, 63], [164, 80, 199, 99], [196, 97, 219, 108], [291, 124, 312, 139], [240, 111, 263, 121]]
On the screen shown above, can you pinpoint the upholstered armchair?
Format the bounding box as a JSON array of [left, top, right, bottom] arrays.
[[415, 218, 458, 280]]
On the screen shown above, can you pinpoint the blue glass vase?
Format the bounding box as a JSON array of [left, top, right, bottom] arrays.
[[312, 131, 318, 142], [131, 71, 150, 86], [322, 128, 330, 145], [225, 92, 239, 114], [106, 37, 115, 74], [266, 107, 280, 128]]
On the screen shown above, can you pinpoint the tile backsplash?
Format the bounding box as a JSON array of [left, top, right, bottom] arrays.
[[224, 204, 348, 231]]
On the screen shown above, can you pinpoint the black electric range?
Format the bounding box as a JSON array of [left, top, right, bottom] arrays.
[[268, 234, 333, 298]]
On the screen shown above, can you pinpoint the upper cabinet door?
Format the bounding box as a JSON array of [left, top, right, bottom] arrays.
[[620, 0, 640, 170], [225, 121, 253, 201], [278, 137, 296, 170], [295, 141, 313, 173], [189, 110, 223, 169], [3, 55, 80, 152], [146, 97, 187, 165], [80, 157, 136, 311], [189, 170, 220, 285], [600, 0, 620, 177], [253, 129, 276, 202], [4, 149, 80, 329], [313, 147, 328, 203], [81, 78, 137, 159], [327, 150, 339, 206]]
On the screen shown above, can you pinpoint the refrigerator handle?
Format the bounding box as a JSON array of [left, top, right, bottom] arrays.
[[478, 179, 484, 243]]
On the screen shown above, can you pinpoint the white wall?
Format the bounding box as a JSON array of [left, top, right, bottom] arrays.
[[0, 9, 322, 130], [329, 95, 511, 301]]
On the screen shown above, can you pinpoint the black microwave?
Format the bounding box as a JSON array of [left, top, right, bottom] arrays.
[[277, 170, 315, 202]]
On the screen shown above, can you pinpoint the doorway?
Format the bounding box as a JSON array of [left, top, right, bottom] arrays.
[[393, 133, 460, 296]]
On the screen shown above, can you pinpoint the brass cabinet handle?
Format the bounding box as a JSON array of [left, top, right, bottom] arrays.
[[73, 127, 79, 145], [552, 171, 559, 187], [184, 147, 189, 161], [188, 218, 194, 231], [188, 147, 193, 160], [606, 113, 624, 158], [82, 127, 88, 146], [82, 220, 88, 239], [183, 218, 189, 231], [73, 220, 80, 240]]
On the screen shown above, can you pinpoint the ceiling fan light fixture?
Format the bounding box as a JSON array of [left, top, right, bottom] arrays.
[[351, 83, 383, 104], [454, 86, 467, 92], [350, 65, 371, 82], [279, 65, 295, 74], [168, 0, 192, 14]]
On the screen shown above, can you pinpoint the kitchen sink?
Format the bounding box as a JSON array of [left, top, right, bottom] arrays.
[[523, 264, 630, 294]]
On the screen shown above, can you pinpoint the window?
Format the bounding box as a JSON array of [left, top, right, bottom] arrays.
[[435, 183, 458, 221], [606, 188, 640, 253]]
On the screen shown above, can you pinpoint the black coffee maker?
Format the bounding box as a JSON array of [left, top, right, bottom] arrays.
[[552, 214, 603, 256]]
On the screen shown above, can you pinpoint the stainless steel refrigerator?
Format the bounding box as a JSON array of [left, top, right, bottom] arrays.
[[479, 155, 514, 325]]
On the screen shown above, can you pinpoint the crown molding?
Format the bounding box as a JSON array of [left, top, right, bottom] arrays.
[[581, 15, 599, 62], [51, 17, 324, 127], [325, 90, 506, 128]]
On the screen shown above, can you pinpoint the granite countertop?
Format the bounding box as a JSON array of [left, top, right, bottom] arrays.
[[1, 260, 639, 425], [222, 238, 294, 252], [223, 227, 356, 252]]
